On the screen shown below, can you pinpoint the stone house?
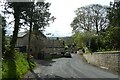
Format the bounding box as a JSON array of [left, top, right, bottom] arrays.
[[16, 31, 46, 59], [16, 32, 64, 59], [42, 37, 64, 54]]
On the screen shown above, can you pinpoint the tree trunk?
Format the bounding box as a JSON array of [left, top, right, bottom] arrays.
[[27, 20, 33, 70], [9, 7, 20, 58], [27, 21, 32, 59], [96, 19, 98, 34]]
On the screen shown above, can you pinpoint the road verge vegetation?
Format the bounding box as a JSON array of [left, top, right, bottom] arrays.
[[2, 51, 36, 79]]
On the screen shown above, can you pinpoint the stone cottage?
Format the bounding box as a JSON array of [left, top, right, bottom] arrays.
[[42, 37, 64, 54], [16, 32, 65, 59], [16, 31, 46, 59]]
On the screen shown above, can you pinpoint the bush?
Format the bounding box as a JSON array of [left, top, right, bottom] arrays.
[[2, 51, 36, 79], [89, 36, 98, 52], [104, 27, 120, 50]]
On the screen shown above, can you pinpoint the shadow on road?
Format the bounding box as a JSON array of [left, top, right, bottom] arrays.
[[35, 60, 56, 66], [25, 71, 119, 80]]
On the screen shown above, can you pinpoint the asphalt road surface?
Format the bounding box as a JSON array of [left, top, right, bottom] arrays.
[[24, 54, 119, 79]]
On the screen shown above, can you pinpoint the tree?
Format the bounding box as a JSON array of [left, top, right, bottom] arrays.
[[71, 7, 93, 32], [72, 31, 95, 49], [0, 15, 6, 57], [71, 4, 108, 34], [4, 1, 55, 58], [90, 4, 109, 34], [104, 27, 120, 50], [103, 1, 120, 50], [108, 1, 120, 27], [21, 2, 55, 60], [72, 31, 84, 48], [4, 1, 33, 58]]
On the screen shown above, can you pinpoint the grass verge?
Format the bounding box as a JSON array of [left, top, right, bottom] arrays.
[[2, 51, 36, 79]]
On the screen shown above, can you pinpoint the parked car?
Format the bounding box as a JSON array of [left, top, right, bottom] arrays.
[[64, 52, 72, 58]]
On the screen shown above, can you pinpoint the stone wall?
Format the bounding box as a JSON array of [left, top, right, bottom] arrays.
[[83, 51, 120, 73]]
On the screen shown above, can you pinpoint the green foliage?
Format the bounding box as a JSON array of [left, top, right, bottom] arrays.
[[72, 31, 95, 49], [104, 1, 120, 50], [3, 1, 55, 59], [108, 1, 120, 27], [72, 31, 107, 52], [71, 4, 109, 52], [71, 4, 108, 34], [2, 51, 36, 79], [87, 26, 120, 52], [89, 35, 106, 52], [72, 32, 84, 48], [89, 36, 98, 52], [71, 2, 120, 52], [3, 2, 34, 58], [23, 2, 55, 33], [104, 27, 120, 50]]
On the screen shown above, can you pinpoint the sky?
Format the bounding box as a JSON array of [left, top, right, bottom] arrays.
[[44, 0, 114, 37], [0, 0, 114, 37]]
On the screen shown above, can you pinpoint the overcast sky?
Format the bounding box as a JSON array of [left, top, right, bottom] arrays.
[[0, 0, 114, 37], [44, 0, 114, 37]]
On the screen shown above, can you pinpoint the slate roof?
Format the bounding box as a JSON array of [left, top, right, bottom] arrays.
[[17, 31, 46, 38], [17, 32, 27, 38]]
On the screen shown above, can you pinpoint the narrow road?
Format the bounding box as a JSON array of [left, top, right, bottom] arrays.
[[24, 54, 119, 79]]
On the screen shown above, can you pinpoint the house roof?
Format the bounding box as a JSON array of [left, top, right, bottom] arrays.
[[17, 31, 46, 38], [18, 32, 27, 38], [39, 31, 47, 38]]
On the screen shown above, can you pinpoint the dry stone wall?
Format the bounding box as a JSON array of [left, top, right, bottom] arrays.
[[83, 51, 120, 73]]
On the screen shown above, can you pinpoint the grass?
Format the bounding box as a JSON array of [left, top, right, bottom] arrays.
[[0, 59, 2, 80], [2, 51, 36, 79]]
